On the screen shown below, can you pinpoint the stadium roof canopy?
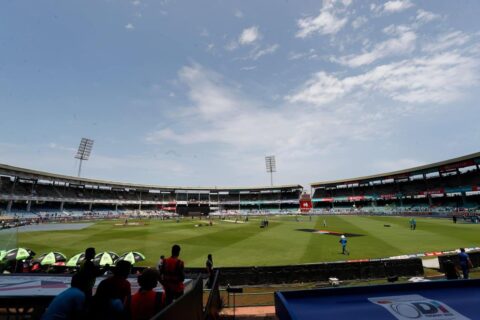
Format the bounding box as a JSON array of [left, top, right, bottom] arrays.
[[0, 163, 302, 192], [311, 151, 480, 188]]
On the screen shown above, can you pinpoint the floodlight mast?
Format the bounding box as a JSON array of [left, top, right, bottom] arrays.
[[265, 155, 276, 187], [75, 138, 94, 177]]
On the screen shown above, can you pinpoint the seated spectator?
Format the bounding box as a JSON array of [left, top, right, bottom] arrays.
[[103, 263, 113, 276], [131, 268, 163, 320], [90, 260, 132, 320], [42, 274, 88, 320]]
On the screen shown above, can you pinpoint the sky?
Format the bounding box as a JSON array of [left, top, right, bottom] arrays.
[[0, 0, 479, 189]]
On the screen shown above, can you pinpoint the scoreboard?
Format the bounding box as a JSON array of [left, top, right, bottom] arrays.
[[299, 193, 312, 213]]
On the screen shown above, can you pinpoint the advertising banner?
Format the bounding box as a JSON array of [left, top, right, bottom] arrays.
[[369, 294, 470, 320], [348, 196, 365, 202], [421, 189, 444, 195], [299, 199, 313, 212]]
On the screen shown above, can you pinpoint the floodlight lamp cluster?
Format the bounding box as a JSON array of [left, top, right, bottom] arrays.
[[75, 138, 94, 161], [75, 138, 94, 177], [265, 155, 276, 173]]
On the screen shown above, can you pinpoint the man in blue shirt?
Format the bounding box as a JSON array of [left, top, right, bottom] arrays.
[[339, 235, 348, 255], [42, 274, 88, 320], [458, 248, 473, 279]]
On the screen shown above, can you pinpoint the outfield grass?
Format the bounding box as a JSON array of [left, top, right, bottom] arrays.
[[16, 215, 480, 268]]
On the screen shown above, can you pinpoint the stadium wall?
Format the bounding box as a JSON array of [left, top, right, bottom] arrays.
[[185, 258, 423, 286], [438, 251, 480, 272]]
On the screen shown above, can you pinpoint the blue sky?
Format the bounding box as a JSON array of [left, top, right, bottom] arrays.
[[1, 0, 479, 188]]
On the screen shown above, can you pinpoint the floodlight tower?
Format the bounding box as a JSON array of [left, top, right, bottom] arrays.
[[75, 138, 94, 177], [265, 155, 276, 187]]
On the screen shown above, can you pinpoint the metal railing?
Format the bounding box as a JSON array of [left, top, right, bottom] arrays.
[[203, 270, 221, 320]]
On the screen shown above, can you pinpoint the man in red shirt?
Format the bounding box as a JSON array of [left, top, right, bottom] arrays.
[[91, 260, 132, 320], [131, 268, 163, 320], [160, 244, 185, 305]]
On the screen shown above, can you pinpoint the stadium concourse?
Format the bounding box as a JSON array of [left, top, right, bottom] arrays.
[[0, 152, 480, 319]]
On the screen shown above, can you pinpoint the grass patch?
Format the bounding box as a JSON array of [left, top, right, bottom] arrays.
[[17, 216, 480, 267]]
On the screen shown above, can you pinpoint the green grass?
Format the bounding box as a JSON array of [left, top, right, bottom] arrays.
[[16, 216, 480, 268]]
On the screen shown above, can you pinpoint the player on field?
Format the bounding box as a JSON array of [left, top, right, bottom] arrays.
[[339, 235, 349, 255]]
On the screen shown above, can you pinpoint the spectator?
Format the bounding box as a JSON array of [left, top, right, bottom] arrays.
[[78, 247, 101, 301], [160, 244, 185, 305], [157, 255, 165, 273], [131, 269, 163, 320], [459, 248, 473, 279], [90, 260, 132, 320], [339, 235, 349, 255], [42, 274, 88, 320], [103, 264, 113, 276], [206, 254, 214, 289]]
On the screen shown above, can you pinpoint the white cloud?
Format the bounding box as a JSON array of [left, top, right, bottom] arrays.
[[146, 64, 389, 168], [132, 0, 141, 6], [176, 64, 239, 118], [200, 28, 209, 37], [234, 9, 244, 18], [422, 31, 470, 53], [296, 0, 350, 38], [287, 52, 479, 106], [334, 25, 416, 67], [416, 9, 440, 24], [241, 66, 257, 71], [352, 16, 367, 29], [225, 40, 238, 51], [383, 0, 413, 13], [142, 58, 478, 185], [239, 26, 260, 45], [288, 49, 318, 60], [125, 23, 135, 30], [226, 26, 261, 51], [249, 44, 279, 60]]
